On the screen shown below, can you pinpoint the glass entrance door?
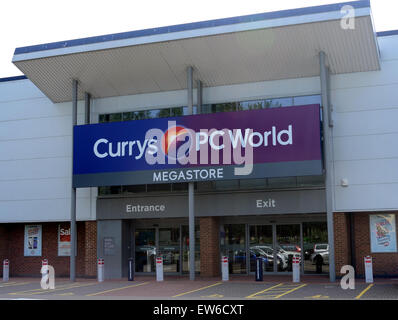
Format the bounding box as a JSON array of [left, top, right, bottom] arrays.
[[158, 228, 180, 273], [276, 224, 301, 272], [249, 225, 275, 272], [135, 228, 156, 273]]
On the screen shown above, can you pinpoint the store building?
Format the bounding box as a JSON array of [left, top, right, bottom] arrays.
[[0, 0, 397, 280]]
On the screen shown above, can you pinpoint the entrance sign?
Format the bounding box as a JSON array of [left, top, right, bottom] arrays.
[[24, 225, 42, 256], [369, 214, 397, 253], [73, 105, 322, 187]]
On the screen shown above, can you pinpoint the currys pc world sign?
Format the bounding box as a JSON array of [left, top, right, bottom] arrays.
[[72, 104, 322, 187]]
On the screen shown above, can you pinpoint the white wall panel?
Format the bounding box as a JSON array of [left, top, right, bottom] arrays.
[[0, 79, 44, 102], [334, 159, 398, 186], [333, 133, 398, 161], [0, 136, 71, 160], [0, 157, 70, 180], [377, 36, 398, 61], [331, 83, 398, 112], [333, 109, 398, 137], [334, 183, 398, 212]]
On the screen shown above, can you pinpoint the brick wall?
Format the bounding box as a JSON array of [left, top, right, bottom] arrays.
[[200, 217, 220, 277], [353, 213, 398, 277], [333, 212, 351, 275], [334, 212, 398, 278], [0, 221, 97, 278]]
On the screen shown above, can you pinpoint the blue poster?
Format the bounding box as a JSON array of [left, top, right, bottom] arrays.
[[370, 214, 397, 253]]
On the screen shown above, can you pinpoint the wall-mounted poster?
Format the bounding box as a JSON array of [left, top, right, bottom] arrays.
[[370, 214, 397, 253], [24, 225, 42, 256]]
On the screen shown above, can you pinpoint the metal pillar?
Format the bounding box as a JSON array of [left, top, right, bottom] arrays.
[[84, 92, 91, 124], [319, 51, 336, 282], [70, 79, 78, 282], [187, 66, 195, 280], [196, 80, 202, 114]]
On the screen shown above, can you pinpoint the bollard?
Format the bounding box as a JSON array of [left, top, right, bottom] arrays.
[[3, 259, 9, 282], [255, 257, 263, 282], [292, 255, 300, 283], [156, 256, 164, 282], [364, 256, 373, 283], [97, 258, 104, 282], [128, 257, 134, 281], [221, 256, 229, 281], [41, 259, 48, 285]]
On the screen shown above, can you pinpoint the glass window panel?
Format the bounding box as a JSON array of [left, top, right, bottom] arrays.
[[199, 104, 212, 114], [171, 107, 183, 117], [172, 183, 188, 191], [214, 180, 239, 191], [196, 181, 214, 191], [267, 177, 297, 189], [212, 102, 237, 113], [239, 179, 266, 190], [122, 185, 146, 194], [293, 95, 322, 106], [297, 176, 325, 187], [303, 222, 329, 274], [267, 97, 293, 108], [109, 113, 122, 122], [98, 186, 122, 195], [147, 183, 172, 193], [157, 108, 171, 118], [122, 112, 134, 121], [133, 110, 150, 120], [238, 100, 264, 111]]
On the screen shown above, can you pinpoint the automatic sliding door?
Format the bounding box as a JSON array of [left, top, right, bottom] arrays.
[[159, 228, 180, 273], [276, 224, 301, 272], [220, 224, 246, 274], [135, 229, 156, 273], [249, 225, 275, 272]]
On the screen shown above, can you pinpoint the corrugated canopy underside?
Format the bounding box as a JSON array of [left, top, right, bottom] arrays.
[[13, 15, 379, 103]]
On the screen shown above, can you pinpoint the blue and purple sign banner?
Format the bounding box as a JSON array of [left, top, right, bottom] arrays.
[[73, 104, 322, 187]]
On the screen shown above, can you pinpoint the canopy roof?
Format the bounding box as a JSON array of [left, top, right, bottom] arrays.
[[12, 0, 379, 103]]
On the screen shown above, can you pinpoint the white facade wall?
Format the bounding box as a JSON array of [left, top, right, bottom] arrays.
[[0, 34, 397, 222], [0, 80, 96, 222], [331, 34, 398, 212]]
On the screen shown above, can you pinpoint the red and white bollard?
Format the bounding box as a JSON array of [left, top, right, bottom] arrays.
[[364, 256, 373, 283], [3, 259, 9, 282], [292, 255, 300, 283], [41, 259, 49, 283], [221, 256, 229, 281], [156, 256, 163, 282], [97, 258, 104, 282]]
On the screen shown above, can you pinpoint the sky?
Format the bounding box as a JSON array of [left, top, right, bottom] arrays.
[[0, 0, 396, 78]]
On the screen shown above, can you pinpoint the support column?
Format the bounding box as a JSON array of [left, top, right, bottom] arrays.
[[187, 66, 195, 280], [319, 51, 336, 282], [196, 80, 202, 114], [84, 92, 91, 124], [70, 79, 78, 282]]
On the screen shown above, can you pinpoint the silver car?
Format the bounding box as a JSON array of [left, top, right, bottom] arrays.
[[310, 244, 329, 265]]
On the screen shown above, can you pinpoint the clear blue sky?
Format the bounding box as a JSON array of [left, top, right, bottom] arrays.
[[0, 0, 396, 77]]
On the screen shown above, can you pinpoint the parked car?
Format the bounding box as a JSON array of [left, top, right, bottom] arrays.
[[251, 246, 288, 271], [310, 244, 329, 265]]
